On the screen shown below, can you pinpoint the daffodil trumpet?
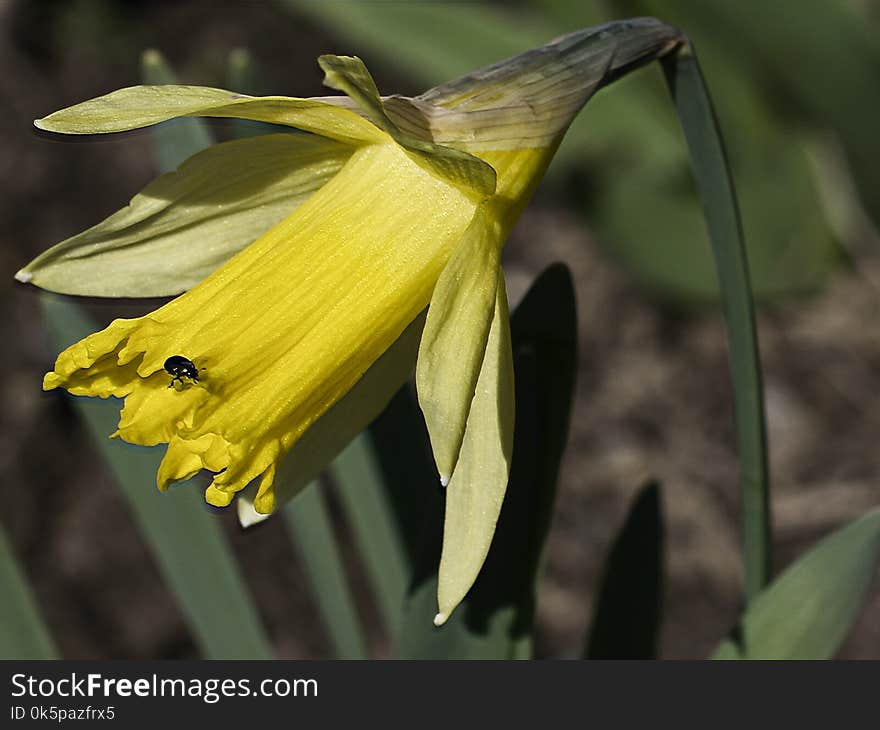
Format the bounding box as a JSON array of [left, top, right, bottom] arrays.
[[20, 19, 684, 623]]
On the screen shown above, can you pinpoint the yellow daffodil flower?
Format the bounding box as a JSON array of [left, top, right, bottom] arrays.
[[19, 19, 683, 623]]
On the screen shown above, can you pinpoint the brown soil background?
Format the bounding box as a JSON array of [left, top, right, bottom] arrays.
[[1, 1, 878, 658]]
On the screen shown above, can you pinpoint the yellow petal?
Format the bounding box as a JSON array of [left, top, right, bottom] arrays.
[[18, 133, 352, 296], [236, 311, 424, 524], [435, 271, 515, 625], [29, 20, 696, 637], [157, 433, 230, 491], [254, 311, 425, 515], [416, 205, 502, 483], [45, 140, 478, 511]]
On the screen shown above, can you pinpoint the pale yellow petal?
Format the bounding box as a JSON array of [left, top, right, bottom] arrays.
[[435, 272, 515, 625], [416, 205, 501, 483], [33, 22, 686, 552], [18, 133, 352, 296], [35, 84, 386, 146]]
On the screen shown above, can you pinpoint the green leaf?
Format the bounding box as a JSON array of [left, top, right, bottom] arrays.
[[42, 295, 272, 659], [585, 481, 664, 659], [331, 433, 410, 640], [0, 523, 58, 659], [365, 389, 435, 575], [397, 263, 576, 657], [284, 483, 368, 659], [140, 49, 213, 173], [713, 509, 880, 660], [663, 47, 771, 602]]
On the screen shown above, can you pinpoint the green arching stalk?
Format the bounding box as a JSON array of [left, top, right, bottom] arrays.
[[663, 45, 772, 601]]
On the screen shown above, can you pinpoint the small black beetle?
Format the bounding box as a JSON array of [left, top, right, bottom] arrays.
[[164, 355, 201, 389]]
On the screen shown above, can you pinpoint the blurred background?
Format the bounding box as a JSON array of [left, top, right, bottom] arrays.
[[2, 0, 879, 658]]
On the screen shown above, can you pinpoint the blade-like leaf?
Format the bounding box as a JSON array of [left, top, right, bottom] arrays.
[[397, 263, 577, 657], [713, 509, 880, 660], [0, 523, 58, 659], [283, 482, 367, 659], [366, 387, 436, 576], [42, 295, 272, 659], [140, 49, 213, 173], [331, 433, 410, 639], [585, 481, 664, 659], [663, 46, 771, 601]]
